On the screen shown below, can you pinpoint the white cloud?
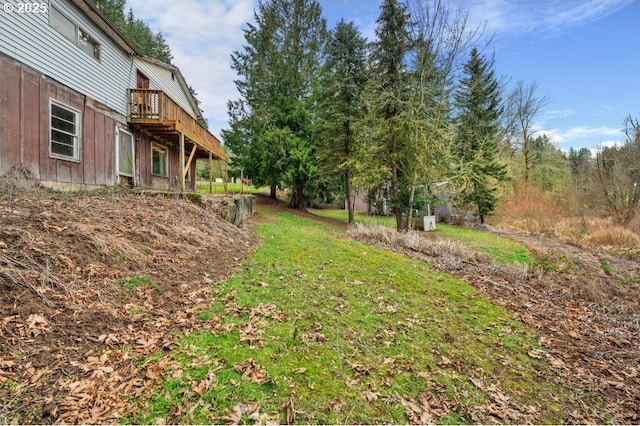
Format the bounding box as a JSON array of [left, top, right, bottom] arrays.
[[464, 0, 632, 39], [126, 0, 257, 136], [561, 125, 622, 140], [543, 108, 575, 120], [545, 125, 624, 150]]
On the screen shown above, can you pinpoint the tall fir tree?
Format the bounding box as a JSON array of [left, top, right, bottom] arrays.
[[400, 36, 452, 229], [91, 0, 126, 28], [224, 2, 282, 197], [316, 20, 368, 224], [567, 147, 592, 192], [224, 0, 326, 209], [124, 8, 173, 64], [453, 47, 507, 223], [92, 0, 173, 64], [361, 0, 413, 230]]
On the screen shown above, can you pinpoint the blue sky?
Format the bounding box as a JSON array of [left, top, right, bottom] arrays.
[[125, 0, 640, 152]]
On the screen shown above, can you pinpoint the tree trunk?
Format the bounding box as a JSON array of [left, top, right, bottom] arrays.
[[391, 162, 402, 231], [289, 181, 306, 211], [270, 185, 277, 199], [405, 171, 418, 231], [345, 169, 355, 225]]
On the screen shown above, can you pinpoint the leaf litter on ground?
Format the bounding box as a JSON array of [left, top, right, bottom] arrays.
[[128, 205, 627, 424], [2, 191, 639, 424]]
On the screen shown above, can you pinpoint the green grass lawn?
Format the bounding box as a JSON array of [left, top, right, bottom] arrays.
[[310, 208, 531, 264], [126, 207, 594, 424], [196, 181, 268, 194]]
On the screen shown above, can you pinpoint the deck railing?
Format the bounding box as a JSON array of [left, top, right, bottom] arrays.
[[128, 88, 225, 159], [129, 88, 162, 120]]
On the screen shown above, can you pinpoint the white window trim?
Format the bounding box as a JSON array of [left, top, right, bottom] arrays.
[[49, 99, 81, 162], [117, 128, 135, 178], [151, 143, 168, 177]]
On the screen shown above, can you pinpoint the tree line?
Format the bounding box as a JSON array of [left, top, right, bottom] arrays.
[[95, 0, 639, 229], [225, 0, 513, 230]]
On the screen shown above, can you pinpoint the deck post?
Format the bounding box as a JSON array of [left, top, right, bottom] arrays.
[[217, 159, 227, 193], [209, 152, 213, 194], [184, 145, 197, 177], [179, 132, 185, 192]]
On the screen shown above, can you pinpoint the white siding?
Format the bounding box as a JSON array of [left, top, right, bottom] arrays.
[[0, 0, 134, 115], [134, 58, 198, 119]]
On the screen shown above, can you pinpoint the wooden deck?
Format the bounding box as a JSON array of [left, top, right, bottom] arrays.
[[128, 88, 226, 161]]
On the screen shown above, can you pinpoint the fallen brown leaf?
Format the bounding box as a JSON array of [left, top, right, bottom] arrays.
[[282, 398, 295, 424], [234, 358, 267, 384], [351, 363, 371, 376]]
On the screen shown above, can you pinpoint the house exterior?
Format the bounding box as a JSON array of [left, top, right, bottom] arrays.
[[0, 0, 226, 192]]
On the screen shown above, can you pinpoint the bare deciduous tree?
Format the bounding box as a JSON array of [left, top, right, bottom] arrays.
[[504, 81, 549, 186], [595, 115, 640, 225]]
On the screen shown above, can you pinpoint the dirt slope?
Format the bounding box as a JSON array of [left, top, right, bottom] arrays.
[[0, 188, 258, 424]]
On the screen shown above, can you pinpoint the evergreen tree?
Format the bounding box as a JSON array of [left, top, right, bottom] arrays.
[[123, 9, 173, 64], [528, 134, 571, 193], [360, 0, 413, 230], [93, 0, 173, 64], [223, 0, 326, 209], [316, 20, 368, 224], [224, 2, 284, 198], [453, 47, 507, 223], [567, 147, 592, 192], [401, 36, 452, 229], [92, 0, 126, 28]]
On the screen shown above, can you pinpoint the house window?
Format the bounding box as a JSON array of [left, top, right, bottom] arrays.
[[118, 129, 134, 177], [51, 7, 101, 60], [78, 28, 101, 60], [50, 101, 80, 161], [152, 144, 168, 177], [51, 7, 75, 42]]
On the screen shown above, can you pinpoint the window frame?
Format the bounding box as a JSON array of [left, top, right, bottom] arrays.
[[117, 128, 135, 178], [78, 27, 101, 61], [50, 6, 101, 61], [151, 143, 168, 177], [49, 100, 81, 162]]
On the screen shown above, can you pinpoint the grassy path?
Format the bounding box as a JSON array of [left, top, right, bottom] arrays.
[[130, 206, 597, 424]]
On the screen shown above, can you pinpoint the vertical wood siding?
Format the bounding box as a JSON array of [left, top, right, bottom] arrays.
[[134, 131, 182, 191], [0, 55, 124, 187], [0, 57, 21, 175], [0, 0, 205, 192]]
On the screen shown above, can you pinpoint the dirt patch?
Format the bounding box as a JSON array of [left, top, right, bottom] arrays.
[[0, 188, 259, 424]]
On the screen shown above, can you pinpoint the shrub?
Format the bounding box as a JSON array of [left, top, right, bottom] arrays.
[[584, 227, 640, 248], [492, 186, 564, 234]]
